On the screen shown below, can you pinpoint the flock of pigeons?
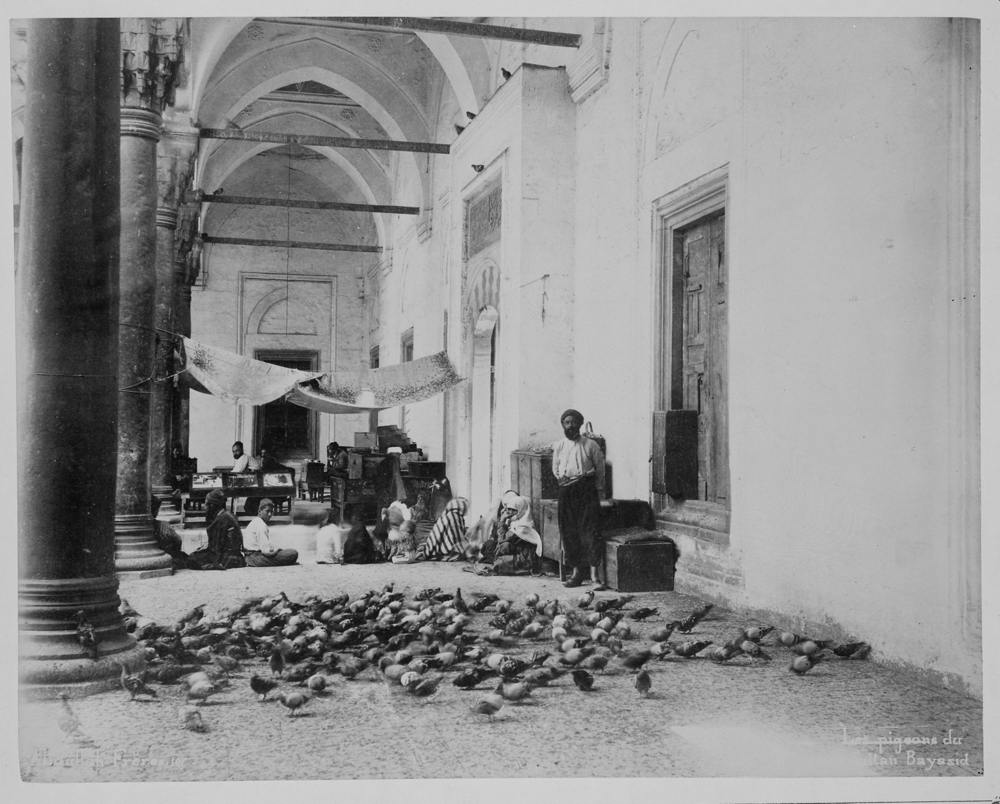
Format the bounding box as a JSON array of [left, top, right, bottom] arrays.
[[66, 584, 872, 737]]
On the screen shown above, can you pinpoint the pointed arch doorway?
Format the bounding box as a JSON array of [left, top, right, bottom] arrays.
[[470, 306, 500, 515]]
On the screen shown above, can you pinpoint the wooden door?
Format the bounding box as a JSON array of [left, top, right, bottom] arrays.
[[678, 214, 727, 504]]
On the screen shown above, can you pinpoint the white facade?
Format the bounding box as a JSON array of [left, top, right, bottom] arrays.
[[180, 17, 980, 696]]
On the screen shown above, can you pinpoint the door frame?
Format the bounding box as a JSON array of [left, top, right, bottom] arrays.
[[252, 349, 320, 460], [652, 166, 729, 521]]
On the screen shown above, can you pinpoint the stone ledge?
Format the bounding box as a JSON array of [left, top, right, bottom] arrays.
[[115, 568, 173, 581]]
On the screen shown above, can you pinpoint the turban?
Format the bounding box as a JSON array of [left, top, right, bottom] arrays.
[[258, 498, 274, 511], [206, 489, 226, 506], [560, 409, 584, 426]]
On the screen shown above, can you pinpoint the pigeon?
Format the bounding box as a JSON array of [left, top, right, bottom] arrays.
[[649, 623, 678, 643], [570, 669, 595, 691], [709, 645, 742, 664], [619, 649, 654, 672], [177, 605, 206, 628], [677, 604, 714, 633], [147, 663, 203, 684], [453, 589, 470, 615], [471, 684, 505, 719], [213, 655, 239, 676], [499, 680, 533, 702], [250, 674, 278, 701], [790, 653, 825, 675], [635, 669, 652, 697], [629, 607, 659, 621], [672, 640, 713, 658], [186, 680, 219, 705], [848, 644, 872, 660], [75, 610, 99, 661], [269, 648, 285, 677], [120, 666, 157, 701], [523, 666, 564, 686], [57, 694, 94, 745], [832, 641, 870, 659], [740, 640, 772, 661], [306, 674, 327, 692], [410, 677, 443, 698], [472, 164, 485, 173], [577, 590, 595, 609], [499, 657, 530, 679], [211, 188, 224, 196], [276, 691, 310, 716], [501, 67, 512, 80], [179, 705, 207, 733], [742, 625, 775, 642], [580, 654, 610, 674], [337, 657, 369, 679], [453, 667, 495, 690], [466, 111, 477, 120], [791, 640, 829, 656], [453, 124, 465, 135]]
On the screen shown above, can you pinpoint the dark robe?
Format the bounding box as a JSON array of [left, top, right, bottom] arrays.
[[189, 509, 245, 570], [342, 521, 384, 564]]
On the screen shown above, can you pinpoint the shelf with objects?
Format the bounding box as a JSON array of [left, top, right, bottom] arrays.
[[182, 469, 296, 529], [327, 430, 450, 530]]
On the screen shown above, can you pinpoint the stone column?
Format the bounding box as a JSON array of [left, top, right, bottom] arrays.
[[113, 18, 180, 577], [150, 127, 199, 524], [173, 205, 201, 458], [149, 206, 181, 522], [17, 18, 145, 696]]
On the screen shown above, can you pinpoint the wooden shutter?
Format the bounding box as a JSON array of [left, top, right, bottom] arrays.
[[653, 409, 699, 498]]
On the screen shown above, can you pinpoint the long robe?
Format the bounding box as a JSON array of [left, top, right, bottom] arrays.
[[417, 498, 469, 561], [189, 509, 245, 570]]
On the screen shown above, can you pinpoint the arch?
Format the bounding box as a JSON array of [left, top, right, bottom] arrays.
[[414, 32, 479, 114], [207, 62, 427, 211], [199, 140, 388, 251], [246, 286, 317, 336], [190, 19, 481, 131], [465, 259, 502, 316]]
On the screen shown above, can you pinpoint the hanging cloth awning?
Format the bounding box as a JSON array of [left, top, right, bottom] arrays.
[[178, 338, 463, 413]]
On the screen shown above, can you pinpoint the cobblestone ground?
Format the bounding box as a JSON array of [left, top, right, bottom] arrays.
[[18, 525, 984, 785]]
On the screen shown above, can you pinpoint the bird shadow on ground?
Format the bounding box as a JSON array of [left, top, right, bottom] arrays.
[[191, 700, 235, 707]]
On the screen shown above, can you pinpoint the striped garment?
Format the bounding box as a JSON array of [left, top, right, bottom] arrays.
[[417, 498, 469, 561]]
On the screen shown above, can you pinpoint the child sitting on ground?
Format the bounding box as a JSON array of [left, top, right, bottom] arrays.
[[390, 520, 418, 564]]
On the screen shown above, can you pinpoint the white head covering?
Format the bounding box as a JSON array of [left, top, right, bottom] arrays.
[[501, 493, 543, 556]]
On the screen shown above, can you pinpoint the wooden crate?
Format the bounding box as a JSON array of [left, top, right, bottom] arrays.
[[604, 534, 675, 592], [354, 432, 378, 450]]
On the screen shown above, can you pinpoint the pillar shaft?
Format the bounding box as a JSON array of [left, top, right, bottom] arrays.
[[17, 18, 144, 695], [114, 107, 172, 577], [150, 207, 180, 521]]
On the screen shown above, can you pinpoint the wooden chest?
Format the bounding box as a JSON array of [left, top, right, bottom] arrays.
[[354, 432, 378, 450], [603, 533, 675, 593], [510, 450, 560, 501], [330, 476, 377, 505]]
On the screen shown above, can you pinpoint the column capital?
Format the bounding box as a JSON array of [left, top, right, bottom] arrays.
[[120, 107, 162, 141], [121, 18, 184, 113]]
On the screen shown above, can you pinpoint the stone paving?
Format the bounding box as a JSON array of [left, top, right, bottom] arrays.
[[17, 524, 984, 784]]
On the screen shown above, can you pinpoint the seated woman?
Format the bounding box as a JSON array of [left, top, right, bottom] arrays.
[[390, 520, 418, 564], [494, 492, 543, 574], [416, 497, 469, 561], [150, 496, 197, 570]]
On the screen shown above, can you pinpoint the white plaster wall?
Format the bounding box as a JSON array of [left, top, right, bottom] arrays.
[[190, 213, 368, 470], [566, 17, 978, 693]]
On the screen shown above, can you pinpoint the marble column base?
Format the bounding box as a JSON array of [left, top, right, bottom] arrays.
[[19, 576, 147, 699], [113, 513, 173, 577], [152, 484, 182, 525]]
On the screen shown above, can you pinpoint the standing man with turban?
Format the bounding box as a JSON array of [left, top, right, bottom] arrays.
[[552, 409, 612, 588]]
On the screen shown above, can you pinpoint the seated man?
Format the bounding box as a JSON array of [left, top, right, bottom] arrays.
[[326, 441, 349, 479], [150, 495, 196, 570], [242, 498, 298, 567], [231, 441, 252, 472]]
